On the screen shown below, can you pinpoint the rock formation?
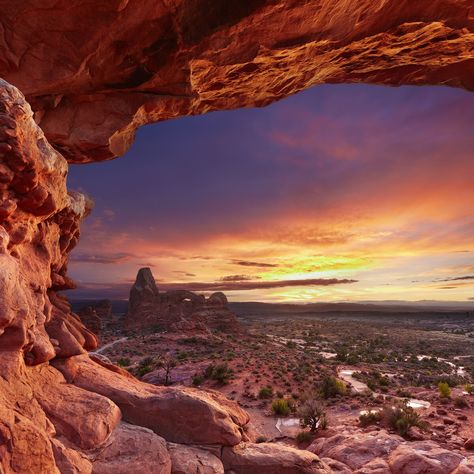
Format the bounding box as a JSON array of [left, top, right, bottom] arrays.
[[77, 299, 113, 335], [124, 267, 241, 333], [0, 2, 472, 472], [0, 1, 472, 163]]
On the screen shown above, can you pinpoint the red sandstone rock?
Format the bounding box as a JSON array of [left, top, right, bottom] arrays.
[[222, 442, 332, 474], [465, 438, 474, 450], [308, 430, 403, 470], [0, 80, 96, 365], [53, 354, 249, 445], [168, 443, 224, 474], [92, 423, 171, 474], [77, 305, 102, 335], [321, 457, 352, 473], [28, 364, 121, 450], [388, 441, 464, 474], [354, 458, 391, 474], [453, 458, 474, 474], [0, 2, 472, 162], [124, 267, 241, 333], [50, 438, 93, 474]]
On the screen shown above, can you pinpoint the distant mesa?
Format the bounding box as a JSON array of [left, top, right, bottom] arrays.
[[123, 267, 240, 334]]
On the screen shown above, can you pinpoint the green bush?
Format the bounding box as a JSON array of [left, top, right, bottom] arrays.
[[359, 410, 382, 427], [192, 375, 204, 386], [295, 431, 312, 444], [204, 363, 234, 384], [454, 396, 469, 408], [298, 398, 327, 432], [320, 376, 347, 399], [381, 402, 426, 437], [137, 356, 156, 377], [272, 398, 290, 416], [464, 384, 474, 394], [438, 381, 451, 399], [117, 357, 131, 367], [258, 385, 274, 399]]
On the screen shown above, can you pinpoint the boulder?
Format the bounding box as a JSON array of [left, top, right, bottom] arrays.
[[465, 438, 474, 450], [29, 364, 121, 450], [92, 423, 171, 474], [321, 458, 351, 473], [309, 430, 403, 470], [51, 439, 93, 474], [388, 441, 464, 474], [222, 442, 331, 474], [354, 458, 391, 474], [453, 458, 474, 474], [53, 354, 248, 445], [168, 443, 224, 474]]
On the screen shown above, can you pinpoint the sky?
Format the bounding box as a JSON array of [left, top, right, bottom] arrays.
[[67, 84, 474, 303]]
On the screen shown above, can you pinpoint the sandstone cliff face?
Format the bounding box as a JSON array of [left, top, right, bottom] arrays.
[[0, 1, 472, 162], [124, 267, 241, 333], [0, 80, 96, 366]]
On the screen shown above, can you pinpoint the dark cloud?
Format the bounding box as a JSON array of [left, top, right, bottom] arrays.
[[68, 277, 357, 300], [232, 260, 279, 268], [173, 271, 197, 277], [440, 275, 474, 282], [70, 252, 135, 264], [220, 274, 259, 282], [169, 278, 357, 292]]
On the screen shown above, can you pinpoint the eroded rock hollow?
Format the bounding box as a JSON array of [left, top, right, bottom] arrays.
[[0, 1, 473, 472]]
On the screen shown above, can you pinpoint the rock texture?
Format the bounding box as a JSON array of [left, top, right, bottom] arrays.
[[167, 443, 224, 474], [0, 1, 472, 163], [309, 430, 470, 474], [222, 442, 332, 473], [53, 354, 249, 446], [77, 299, 113, 335], [0, 80, 96, 366], [91, 423, 171, 474], [124, 267, 241, 333]]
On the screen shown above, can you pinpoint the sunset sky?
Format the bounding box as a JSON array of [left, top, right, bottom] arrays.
[[67, 84, 474, 303]]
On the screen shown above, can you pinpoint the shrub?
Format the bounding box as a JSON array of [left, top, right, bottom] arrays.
[[454, 396, 469, 408], [192, 375, 204, 386], [320, 376, 347, 399], [272, 398, 290, 416], [464, 384, 474, 394], [359, 410, 382, 427], [137, 356, 156, 377], [258, 385, 274, 399], [204, 363, 234, 384], [438, 381, 451, 399], [256, 436, 267, 443], [117, 357, 131, 367], [295, 431, 312, 444], [381, 402, 426, 437], [298, 398, 327, 432]]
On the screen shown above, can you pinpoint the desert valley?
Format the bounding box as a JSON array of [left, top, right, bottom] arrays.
[[67, 267, 474, 473]]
